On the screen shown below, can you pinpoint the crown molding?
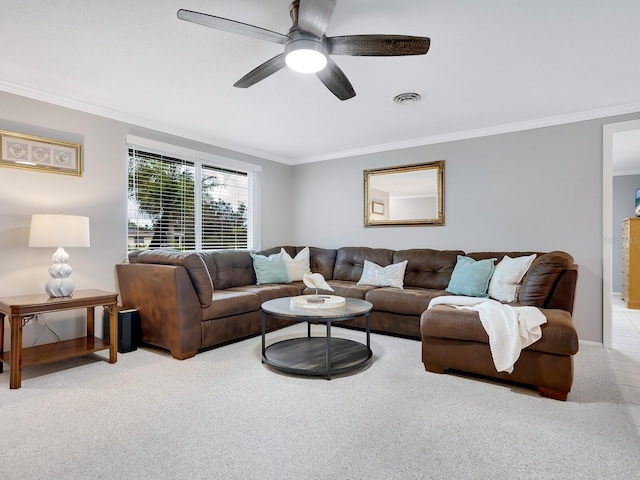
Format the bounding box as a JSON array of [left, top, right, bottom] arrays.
[[293, 102, 640, 164], [2, 79, 640, 167], [0, 80, 292, 165]]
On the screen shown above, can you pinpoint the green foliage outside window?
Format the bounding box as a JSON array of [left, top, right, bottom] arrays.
[[127, 149, 248, 251]]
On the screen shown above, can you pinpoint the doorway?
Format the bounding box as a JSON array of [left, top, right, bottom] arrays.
[[603, 119, 640, 348]]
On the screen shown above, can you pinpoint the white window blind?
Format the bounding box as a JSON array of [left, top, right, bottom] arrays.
[[200, 164, 248, 249], [126, 136, 261, 252]]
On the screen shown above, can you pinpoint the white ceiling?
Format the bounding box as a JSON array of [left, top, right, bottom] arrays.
[[1, 0, 640, 166]]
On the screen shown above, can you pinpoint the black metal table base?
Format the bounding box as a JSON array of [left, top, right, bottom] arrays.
[[263, 336, 372, 379], [261, 306, 372, 380]]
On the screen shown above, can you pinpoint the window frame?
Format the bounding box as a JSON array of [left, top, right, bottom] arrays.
[[126, 135, 261, 253]]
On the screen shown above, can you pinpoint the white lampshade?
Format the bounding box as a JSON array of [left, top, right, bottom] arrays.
[[29, 214, 90, 297], [29, 214, 90, 248]]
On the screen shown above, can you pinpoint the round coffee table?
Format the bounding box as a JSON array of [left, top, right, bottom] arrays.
[[261, 296, 373, 380]]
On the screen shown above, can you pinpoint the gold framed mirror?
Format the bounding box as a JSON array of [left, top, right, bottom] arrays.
[[364, 160, 444, 227]]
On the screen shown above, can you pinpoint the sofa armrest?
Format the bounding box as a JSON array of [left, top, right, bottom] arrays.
[[116, 263, 201, 359], [544, 265, 578, 314]]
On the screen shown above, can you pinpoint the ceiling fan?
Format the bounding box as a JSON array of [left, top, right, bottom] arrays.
[[177, 0, 430, 101]]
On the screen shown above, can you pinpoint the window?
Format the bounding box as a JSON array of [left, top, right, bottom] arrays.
[[127, 136, 260, 252]]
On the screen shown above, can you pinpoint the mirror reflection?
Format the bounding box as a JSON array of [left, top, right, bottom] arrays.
[[364, 161, 444, 226]]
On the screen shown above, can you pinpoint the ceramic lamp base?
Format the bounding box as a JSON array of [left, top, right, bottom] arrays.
[[45, 278, 75, 297], [45, 246, 75, 297]]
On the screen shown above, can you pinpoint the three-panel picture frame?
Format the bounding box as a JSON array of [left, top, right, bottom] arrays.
[[0, 129, 82, 176]]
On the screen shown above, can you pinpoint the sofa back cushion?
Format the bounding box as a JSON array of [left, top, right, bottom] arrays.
[[304, 247, 336, 280], [206, 250, 256, 290], [129, 249, 214, 308], [255, 246, 296, 257], [198, 252, 217, 285], [518, 251, 574, 307], [394, 249, 464, 290], [333, 247, 394, 282], [467, 251, 539, 263]]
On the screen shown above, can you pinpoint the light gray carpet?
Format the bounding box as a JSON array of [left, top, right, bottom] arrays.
[[1, 325, 639, 479]]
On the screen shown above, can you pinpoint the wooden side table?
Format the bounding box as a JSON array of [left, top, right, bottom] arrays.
[[0, 289, 118, 389]]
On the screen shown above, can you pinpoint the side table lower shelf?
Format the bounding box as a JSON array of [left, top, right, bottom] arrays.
[[0, 336, 112, 368]]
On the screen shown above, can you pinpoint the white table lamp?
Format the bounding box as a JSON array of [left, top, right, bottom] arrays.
[[29, 214, 90, 297]]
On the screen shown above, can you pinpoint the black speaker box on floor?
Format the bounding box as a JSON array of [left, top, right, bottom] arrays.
[[102, 308, 141, 353]]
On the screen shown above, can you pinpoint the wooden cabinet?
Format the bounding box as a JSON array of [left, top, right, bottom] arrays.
[[622, 218, 640, 309]]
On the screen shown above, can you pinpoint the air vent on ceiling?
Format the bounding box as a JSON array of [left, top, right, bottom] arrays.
[[393, 92, 422, 105]]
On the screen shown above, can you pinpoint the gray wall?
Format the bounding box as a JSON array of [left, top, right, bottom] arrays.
[[292, 115, 640, 343], [612, 174, 640, 292], [3, 88, 640, 344], [0, 91, 293, 346]]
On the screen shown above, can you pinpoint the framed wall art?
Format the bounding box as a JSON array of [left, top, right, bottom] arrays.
[[372, 201, 385, 215], [0, 129, 82, 176]]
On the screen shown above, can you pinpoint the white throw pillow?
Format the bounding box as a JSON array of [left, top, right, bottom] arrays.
[[357, 259, 408, 289], [280, 247, 311, 281], [488, 254, 537, 302]]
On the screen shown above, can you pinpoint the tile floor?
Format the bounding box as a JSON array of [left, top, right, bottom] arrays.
[[611, 293, 640, 434]]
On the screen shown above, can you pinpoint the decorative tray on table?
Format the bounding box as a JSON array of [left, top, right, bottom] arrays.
[[290, 295, 346, 309]]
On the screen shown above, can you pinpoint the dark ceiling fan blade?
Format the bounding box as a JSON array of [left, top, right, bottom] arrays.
[[297, 0, 336, 37], [328, 35, 430, 56], [177, 9, 288, 45], [234, 54, 287, 88], [316, 58, 356, 101]]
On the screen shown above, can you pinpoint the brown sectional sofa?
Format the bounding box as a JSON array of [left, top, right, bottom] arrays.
[[116, 246, 579, 400]]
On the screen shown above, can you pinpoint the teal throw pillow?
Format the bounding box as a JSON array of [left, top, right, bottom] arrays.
[[445, 255, 496, 298], [250, 252, 290, 285]]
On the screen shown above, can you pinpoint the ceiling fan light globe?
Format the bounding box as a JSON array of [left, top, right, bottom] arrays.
[[285, 49, 327, 73], [284, 38, 328, 73]]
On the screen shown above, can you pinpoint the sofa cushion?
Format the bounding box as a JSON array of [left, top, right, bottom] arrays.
[[366, 287, 450, 316], [467, 251, 539, 263], [308, 247, 338, 280], [198, 252, 218, 286], [420, 306, 578, 356], [250, 252, 290, 284], [201, 290, 260, 320], [255, 246, 281, 256], [333, 247, 394, 282], [357, 260, 408, 288], [518, 251, 574, 307], [128, 249, 214, 308], [393, 249, 464, 290], [226, 284, 301, 304], [445, 256, 496, 298], [209, 250, 256, 289]]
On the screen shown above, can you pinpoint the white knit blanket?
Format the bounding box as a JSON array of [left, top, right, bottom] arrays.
[[427, 296, 547, 374]]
